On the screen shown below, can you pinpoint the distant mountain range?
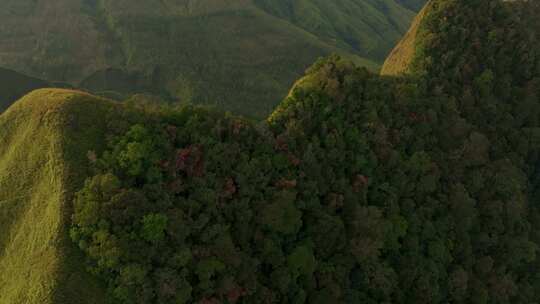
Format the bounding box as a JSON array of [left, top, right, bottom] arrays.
[[0, 0, 424, 117], [0, 68, 50, 112]]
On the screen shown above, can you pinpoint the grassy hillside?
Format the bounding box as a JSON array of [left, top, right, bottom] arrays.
[[0, 0, 423, 118], [5, 1, 540, 303], [253, 0, 417, 62], [380, 2, 430, 76], [0, 68, 50, 112], [0, 89, 120, 303]]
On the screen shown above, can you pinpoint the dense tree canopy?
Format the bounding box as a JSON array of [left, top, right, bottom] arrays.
[[71, 0, 540, 303]]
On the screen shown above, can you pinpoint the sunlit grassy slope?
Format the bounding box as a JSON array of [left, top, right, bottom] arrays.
[[0, 89, 118, 304], [380, 1, 431, 75]]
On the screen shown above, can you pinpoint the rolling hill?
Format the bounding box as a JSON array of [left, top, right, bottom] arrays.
[[253, 0, 417, 62], [380, 2, 431, 76], [0, 89, 116, 304], [2, 0, 540, 303], [0, 0, 424, 117]]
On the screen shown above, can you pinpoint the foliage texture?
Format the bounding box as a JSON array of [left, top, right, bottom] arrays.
[[70, 1, 540, 303]]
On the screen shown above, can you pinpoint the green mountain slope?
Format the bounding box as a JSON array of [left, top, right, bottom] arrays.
[[382, 0, 539, 78], [380, 1, 430, 76], [67, 0, 540, 301], [0, 0, 423, 118], [0, 89, 118, 304], [3, 0, 540, 303], [253, 0, 417, 62]]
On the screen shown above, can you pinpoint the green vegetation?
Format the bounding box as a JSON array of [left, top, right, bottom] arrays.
[[3, 0, 540, 303], [396, 0, 426, 11], [67, 1, 540, 303], [380, 2, 430, 76], [253, 0, 417, 62], [0, 0, 423, 118]]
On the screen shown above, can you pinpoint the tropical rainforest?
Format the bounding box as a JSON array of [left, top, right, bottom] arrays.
[[1, 0, 540, 304]]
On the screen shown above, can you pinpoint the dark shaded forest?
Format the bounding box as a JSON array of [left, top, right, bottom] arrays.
[[69, 0, 540, 303]]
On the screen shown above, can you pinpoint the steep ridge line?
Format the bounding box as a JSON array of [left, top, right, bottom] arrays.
[[0, 89, 116, 304]]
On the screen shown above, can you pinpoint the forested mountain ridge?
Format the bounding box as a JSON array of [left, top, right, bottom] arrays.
[[2, 0, 540, 303], [68, 0, 540, 301], [0, 0, 423, 117]]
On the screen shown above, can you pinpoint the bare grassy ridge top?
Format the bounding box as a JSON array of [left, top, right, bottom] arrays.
[[0, 89, 119, 304]]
